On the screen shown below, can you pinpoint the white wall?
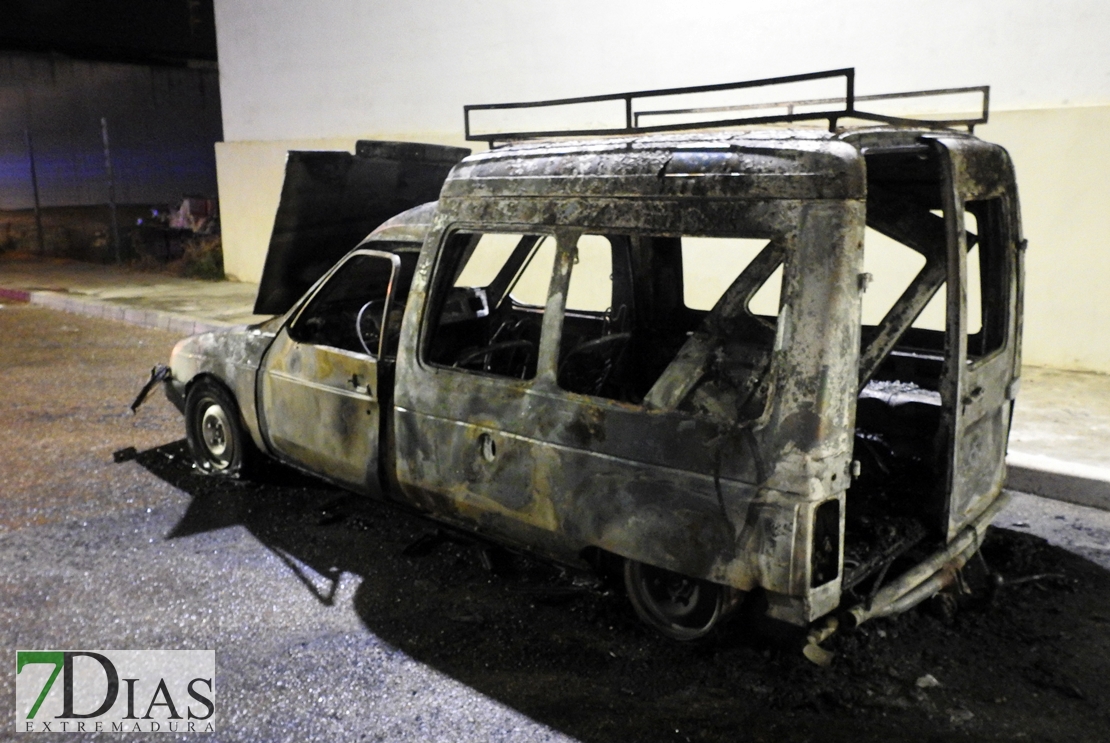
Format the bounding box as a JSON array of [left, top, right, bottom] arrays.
[[211, 0, 1110, 372], [214, 0, 1109, 142]]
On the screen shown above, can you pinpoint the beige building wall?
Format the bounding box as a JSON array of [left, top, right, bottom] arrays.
[[976, 106, 1110, 373]]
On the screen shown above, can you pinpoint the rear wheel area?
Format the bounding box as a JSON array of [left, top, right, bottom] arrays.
[[185, 379, 256, 476], [623, 559, 738, 641]]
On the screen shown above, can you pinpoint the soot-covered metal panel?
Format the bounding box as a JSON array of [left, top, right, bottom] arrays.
[[254, 140, 470, 315]]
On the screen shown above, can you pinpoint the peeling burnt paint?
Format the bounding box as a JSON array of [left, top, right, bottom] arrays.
[[163, 125, 1023, 633]]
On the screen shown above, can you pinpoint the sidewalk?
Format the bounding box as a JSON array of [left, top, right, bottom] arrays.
[[1005, 367, 1110, 511], [3, 253, 1110, 511], [0, 255, 268, 335]]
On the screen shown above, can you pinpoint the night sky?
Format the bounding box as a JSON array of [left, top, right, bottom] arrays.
[[0, 0, 217, 66]]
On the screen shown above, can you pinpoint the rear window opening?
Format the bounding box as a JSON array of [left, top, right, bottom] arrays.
[[681, 237, 778, 315]]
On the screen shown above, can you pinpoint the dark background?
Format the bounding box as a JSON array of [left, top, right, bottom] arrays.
[[0, 0, 223, 220], [0, 0, 217, 67]]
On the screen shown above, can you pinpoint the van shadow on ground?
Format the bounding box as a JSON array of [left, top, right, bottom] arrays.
[[135, 440, 1110, 743]]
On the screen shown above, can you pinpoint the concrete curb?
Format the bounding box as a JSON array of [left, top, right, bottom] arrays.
[[1006, 452, 1110, 512], [18, 289, 235, 336]]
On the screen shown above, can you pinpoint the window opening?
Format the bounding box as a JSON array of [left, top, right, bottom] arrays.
[[681, 237, 772, 312], [557, 235, 627, 398], [454, 233, 521, 288], [965, 198, 1008, 360], [506, 236, 557, 307], [427, 231, 552, 380], [912, 284, 946, 331], [555, 233, 784, 410], [862, 228, 928, 327], [966, 239, 982, 335], [288, 253, 395, 356], [964, 208, 980, 331], [911, 242, 980, 334], [566, 234, 613, 312], [857, 180, 950, 374], [669, 236, 784, 418], [750, 265, 783, 317], [894, 211, 988, 336]]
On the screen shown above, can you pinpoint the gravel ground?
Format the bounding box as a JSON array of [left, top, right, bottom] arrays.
[[3, 302, 1110, 742]]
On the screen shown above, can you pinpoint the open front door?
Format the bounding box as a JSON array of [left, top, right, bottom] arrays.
[[931, 137, 1023, 539]]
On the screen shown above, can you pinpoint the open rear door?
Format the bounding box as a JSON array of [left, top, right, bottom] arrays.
[[930, 136, 1023, 539]]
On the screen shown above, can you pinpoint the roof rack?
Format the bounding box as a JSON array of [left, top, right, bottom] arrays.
[[464, 68, 989, 147]]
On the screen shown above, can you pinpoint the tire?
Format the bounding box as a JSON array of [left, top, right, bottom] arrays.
[[624, 559, 738, 641], [184, 379, 256, 476]]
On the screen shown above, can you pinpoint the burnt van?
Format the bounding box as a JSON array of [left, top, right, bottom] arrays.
[[155, 70, 1023, 640]]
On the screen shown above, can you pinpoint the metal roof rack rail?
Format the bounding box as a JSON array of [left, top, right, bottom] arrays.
[[464, 68, 989, 147]]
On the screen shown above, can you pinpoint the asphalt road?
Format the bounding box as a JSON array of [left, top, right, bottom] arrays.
[[3, 302, 1110, 742]]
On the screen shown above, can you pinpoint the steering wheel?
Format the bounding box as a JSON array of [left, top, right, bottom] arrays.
[[356, 300, 385, 356]]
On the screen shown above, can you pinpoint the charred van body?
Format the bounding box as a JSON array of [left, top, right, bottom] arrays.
[[158, 72, 1022, 640]]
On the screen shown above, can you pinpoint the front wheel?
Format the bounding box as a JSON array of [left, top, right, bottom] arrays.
[[185, 379, 255, 476], [624, 559, 738, 641]]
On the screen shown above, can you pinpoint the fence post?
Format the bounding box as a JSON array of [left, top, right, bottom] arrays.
[[24, 128, 45, 256], [100, 117, 122, 263]]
